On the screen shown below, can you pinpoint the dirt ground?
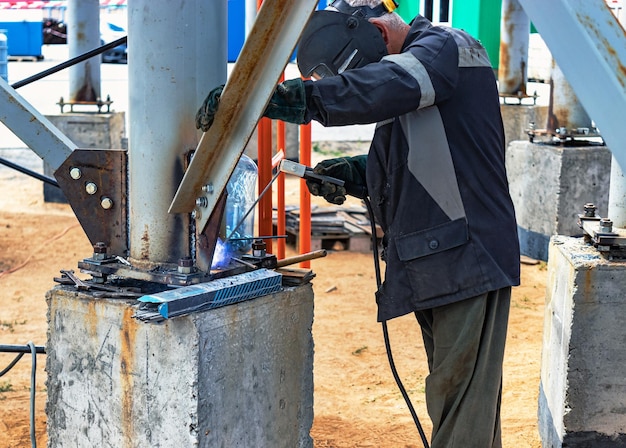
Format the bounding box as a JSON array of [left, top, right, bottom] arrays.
[[0, 147, 546, 448]]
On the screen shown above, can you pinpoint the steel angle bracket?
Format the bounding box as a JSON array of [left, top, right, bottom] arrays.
[[55, 148, 128, 256], [517, 0, 626, 171], [579, 215, 626, 254], [168, 0, 318, 231]]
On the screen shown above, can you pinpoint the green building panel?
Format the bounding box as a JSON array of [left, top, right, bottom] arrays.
[[396, 1, 420, 21], [452, 0, 502, 68], [395, 0, 503, 69]]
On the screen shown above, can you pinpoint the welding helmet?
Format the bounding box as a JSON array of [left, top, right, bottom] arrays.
[[297, 0, 399, 79]]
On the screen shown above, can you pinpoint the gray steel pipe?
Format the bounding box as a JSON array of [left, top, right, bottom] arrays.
[[68, 0, 101, 102], [498, 0, 529, 96], [128, 0, 227, 264]]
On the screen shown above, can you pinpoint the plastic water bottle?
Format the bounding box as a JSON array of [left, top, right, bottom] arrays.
[[0, 30, 8, 82], [225, 154, 258, 254]]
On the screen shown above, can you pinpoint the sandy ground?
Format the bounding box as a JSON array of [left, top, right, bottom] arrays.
[[0, 144, 546, 448], [0, 44, 546, 448]]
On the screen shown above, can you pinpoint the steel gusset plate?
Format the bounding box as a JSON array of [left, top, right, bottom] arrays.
[[196, 192, 227, 273], [54, 148, 128, 256]]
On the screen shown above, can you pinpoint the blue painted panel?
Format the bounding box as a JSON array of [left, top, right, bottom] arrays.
[[0, 21, 43, 58], [227, 0, 328, 62]]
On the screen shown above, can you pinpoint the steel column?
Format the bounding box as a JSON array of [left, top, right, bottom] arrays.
[[498, 0, 529, 95], [128, 0, 227, 264], [68, 0, 101, 102], [517, 0, 626, 224]]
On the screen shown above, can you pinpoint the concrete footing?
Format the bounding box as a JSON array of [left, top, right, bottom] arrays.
[[500, 104, 548, 150], [539, 236, 626, 447], [46, 283, 314, 448], [506, 141, 611, 260]]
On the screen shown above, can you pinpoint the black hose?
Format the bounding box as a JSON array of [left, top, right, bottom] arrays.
[[0, 342, 41, 448], [363, 196, 430, 448], [0, 344, 46, 354], [0, 157, 59, 187], [27, 341, 37, 448], [11, 36, 128, 90]]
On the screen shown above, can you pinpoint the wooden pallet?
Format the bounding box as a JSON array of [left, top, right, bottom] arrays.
[[274, 205, 383, 253]]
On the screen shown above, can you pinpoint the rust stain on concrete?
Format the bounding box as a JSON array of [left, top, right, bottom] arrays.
[[120, 307, 138, 448]]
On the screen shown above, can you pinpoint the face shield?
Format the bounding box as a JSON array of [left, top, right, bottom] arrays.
[[297, 3, 394, 80]]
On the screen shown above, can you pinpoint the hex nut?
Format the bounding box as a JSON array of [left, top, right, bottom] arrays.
[[100, 197, 114, 210], [69, 167, 82, 180], [85, 182, 98, 195]]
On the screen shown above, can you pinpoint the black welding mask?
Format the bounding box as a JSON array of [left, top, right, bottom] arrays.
[[297, 0, 398, 79]]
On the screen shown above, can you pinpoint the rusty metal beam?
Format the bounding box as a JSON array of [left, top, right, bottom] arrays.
[[517, 0, 626, 168], [168, 0, 318, 234]]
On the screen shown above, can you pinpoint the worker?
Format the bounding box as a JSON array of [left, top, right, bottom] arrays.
[[196, 1, 520, 447]]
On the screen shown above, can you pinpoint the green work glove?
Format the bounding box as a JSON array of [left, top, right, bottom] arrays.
[[195, 84, 224, 132], [263, 78, 307, 124], [306, 155, 367, 205]]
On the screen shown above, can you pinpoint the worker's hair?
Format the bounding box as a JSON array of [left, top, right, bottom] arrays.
[[343, 0, 407, 30]]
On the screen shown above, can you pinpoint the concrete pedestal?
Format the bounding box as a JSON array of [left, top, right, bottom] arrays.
[[46, 283, 314, 448], [540, 236, 626, 447], [500, 104, 548, 150], [506, 141, 611, 260], [43, 112, 126, 203]]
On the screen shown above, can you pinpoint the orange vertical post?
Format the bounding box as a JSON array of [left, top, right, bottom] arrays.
[[276, 74, 287, 260], [256, 0, 274, 253], [299, 120, 312, 268], [258, 120, 273, 252]]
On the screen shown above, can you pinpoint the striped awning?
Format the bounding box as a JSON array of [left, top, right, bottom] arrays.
[[0, 0, 126, 9]]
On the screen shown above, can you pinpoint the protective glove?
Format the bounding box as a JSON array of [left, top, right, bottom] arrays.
[[306, 155, 367, 205], [263, 78, 307, 124], [195, 84, 224, 132]]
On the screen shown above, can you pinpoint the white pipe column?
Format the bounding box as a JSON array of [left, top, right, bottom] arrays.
[[68, 0, 101, 102], [245, 0, 258, 36], [498, 0, 529, 95], [128, 0, 227, 264]]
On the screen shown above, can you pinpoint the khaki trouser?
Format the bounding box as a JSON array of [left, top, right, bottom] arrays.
[[415, 288, 511, 448]]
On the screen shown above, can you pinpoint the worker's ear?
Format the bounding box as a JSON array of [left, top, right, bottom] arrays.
[[369, 18, 389, 46]]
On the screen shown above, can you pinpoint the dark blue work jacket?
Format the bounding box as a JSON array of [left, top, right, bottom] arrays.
[[303, 16, 520, 321]]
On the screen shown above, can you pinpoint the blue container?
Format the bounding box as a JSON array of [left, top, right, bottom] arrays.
[[0, 30, 7, 82], [0, 21, 43, 58], [227, 0, 328, 62]]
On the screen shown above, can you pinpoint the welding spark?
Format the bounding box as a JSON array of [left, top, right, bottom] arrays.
[[211, 238, 232, 269]]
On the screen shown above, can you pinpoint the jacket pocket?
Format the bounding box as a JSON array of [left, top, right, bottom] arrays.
[[396, 218, 468, 261], [395, 218, 485, 303]]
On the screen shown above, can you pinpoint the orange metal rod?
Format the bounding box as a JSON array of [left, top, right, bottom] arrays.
[[299, 119, 312, 268], [258, 117, 273, 254], [277, 125, 286, 259]]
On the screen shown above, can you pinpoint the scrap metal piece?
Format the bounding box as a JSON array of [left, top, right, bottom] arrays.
[[57, 269, 143, 298], [134, 269, 283, 322], [168, 0, 318, 229], [54, 148, 128, 257]]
